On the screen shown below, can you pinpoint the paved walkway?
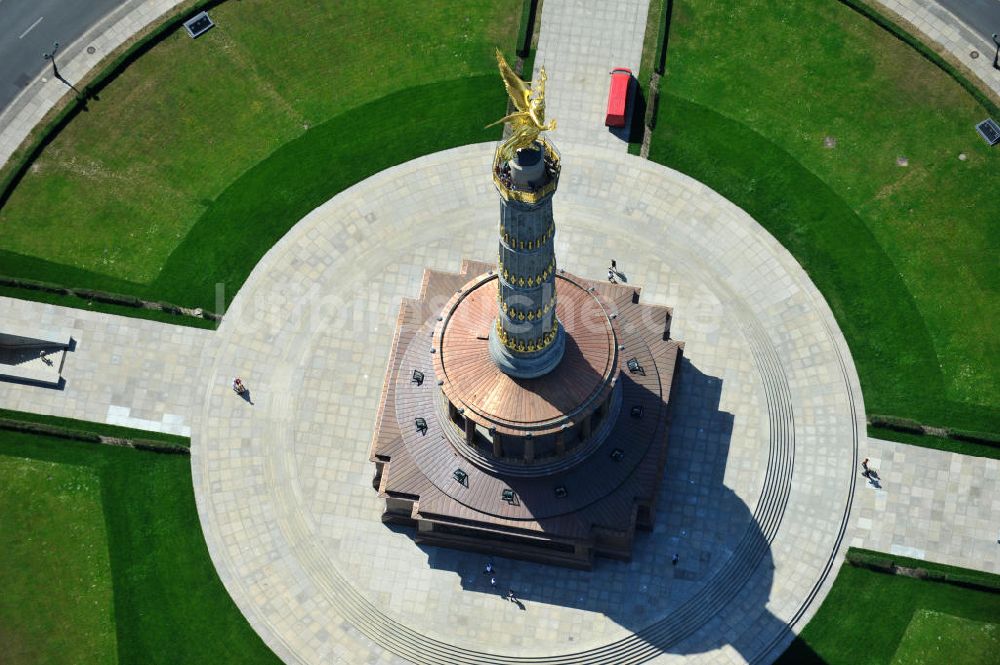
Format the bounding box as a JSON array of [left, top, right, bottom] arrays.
[[0, 296, 211, 436], [853, 437, 1000, 573], [190, 141, 864, 664], [0, 1, 996, 663], [873, 0, 1000, 102], [0, 0, 184, 170], [532, 0, 650, 149]]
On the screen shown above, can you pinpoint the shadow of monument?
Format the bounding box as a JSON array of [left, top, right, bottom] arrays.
[[414, 358, 797, 661], [503, 320, 606, 424]]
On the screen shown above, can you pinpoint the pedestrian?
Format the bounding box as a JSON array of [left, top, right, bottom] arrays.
[[484, 562, 494, 575], [611, 259, 617, 270], [507, 588, 517, 602], [861, 457, 870, 478], [232, 377, 245, 394], [490, 576, 497, 589], [672, 553, 679, 566], [608, 268, 617, 284]]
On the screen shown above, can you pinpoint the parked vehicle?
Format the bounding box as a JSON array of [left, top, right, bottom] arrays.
[[605, 67, 633, 127]]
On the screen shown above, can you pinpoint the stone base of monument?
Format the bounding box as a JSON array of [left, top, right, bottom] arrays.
[[369, 259, 682, 569]]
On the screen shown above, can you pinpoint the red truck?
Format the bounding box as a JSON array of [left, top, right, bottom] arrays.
[[605, 68, 633, 128]]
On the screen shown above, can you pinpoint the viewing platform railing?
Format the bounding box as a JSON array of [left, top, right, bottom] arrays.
[[493, 138, 561, 205]]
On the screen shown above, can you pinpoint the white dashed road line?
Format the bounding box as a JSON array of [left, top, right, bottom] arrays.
[[18, 15, 44, 40]]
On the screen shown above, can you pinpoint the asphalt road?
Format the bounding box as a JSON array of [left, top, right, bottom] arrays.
[[937, 0, 1000, 47], [0, 0, 128, 112]]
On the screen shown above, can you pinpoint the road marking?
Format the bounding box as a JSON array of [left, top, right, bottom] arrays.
[[18, 16, 44, 40]]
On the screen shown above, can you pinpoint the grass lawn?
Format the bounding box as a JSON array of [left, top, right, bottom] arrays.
[[0, 407, 191, 446], [890, 610, 999, 665], [647, 0, 999, 433], [867, 425, 1000, 459], [0, 430, 279, 664], [777, 558, 1000, 665], [0, 452, 117, 664], [0, 0, 518, 310]]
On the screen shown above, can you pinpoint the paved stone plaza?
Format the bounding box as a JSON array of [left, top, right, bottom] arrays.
[[533, 0, 649, 149], [0, 296, 211, 436], [1, 0, 997, 663], [188, 142, 864, 664], [853, 438, 1000, 574]]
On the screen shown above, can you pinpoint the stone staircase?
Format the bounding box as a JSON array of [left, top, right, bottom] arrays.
[[0, 328, 73, 388]]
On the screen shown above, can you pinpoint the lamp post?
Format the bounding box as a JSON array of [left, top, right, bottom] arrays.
[[42, 41, 82, 96], [42, 42, 62, 80], [993, 33, 1000, 71]]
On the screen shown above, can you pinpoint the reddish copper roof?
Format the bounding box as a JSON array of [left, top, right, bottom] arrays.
[[369, 260, 683, 555], [432, 273, 620, 436]]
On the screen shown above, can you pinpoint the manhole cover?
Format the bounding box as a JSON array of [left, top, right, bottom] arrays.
[[971, 50, 979, 59], [823, 136, 837, 148], [87, 46, 96, 54], [896, 156, 909, 167]]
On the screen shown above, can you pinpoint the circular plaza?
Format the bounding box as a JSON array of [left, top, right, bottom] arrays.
[[191, 141, 864, 664]]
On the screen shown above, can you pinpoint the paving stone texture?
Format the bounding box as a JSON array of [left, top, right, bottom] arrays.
[[189, 141, 864, 664], [853, 438, 1000, 573], [532, 0, 650, 150], [0, 296, 211, 436]]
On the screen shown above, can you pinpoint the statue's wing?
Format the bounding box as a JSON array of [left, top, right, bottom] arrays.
[[495, 48, 530, 112], [526, 66, 554, 129], [486, 110, 528, 129], [534, 66, 548, 96]]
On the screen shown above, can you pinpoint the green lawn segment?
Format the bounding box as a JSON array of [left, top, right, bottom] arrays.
[[890, 610, 999, 665], [649, 0, 999, 432], [868, 425, 1000, 460], [0, 431, 280, 664], [0, 451, 117, 665], [0, 0, 517, 302], [0, 407, 190, 447], [152, 76, 505, 310], [777, 558, 1000, 665]]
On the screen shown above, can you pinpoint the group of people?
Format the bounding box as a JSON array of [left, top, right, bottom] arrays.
[[495, 159, 558, 193], [608, 259, 621, 283], [497, 163, 515, 189], [483, 562, 518, 603]]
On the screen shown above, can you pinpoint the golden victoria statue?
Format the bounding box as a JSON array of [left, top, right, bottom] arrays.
[[488, 48, 556, 162]]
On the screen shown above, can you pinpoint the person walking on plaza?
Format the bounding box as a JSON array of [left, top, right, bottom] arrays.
[[232, 377, 254, 404], [861, 457, 871, 478]]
